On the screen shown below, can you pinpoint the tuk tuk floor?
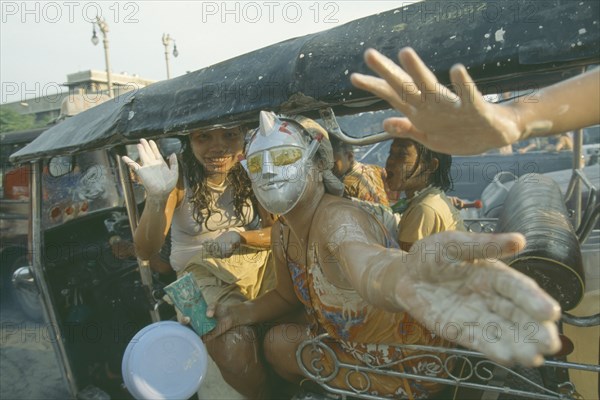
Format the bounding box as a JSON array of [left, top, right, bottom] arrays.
[[0, 297, 70, 400]]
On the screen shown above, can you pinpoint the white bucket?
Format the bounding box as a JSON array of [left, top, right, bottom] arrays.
[[122, 321, 208, 400]]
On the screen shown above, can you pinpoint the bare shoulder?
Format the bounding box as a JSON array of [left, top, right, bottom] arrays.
[[317, 195, 363, 221], [313, 195, 382, 242]]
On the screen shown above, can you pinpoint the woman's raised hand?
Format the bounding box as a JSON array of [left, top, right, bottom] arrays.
[[122, 138, 179, 199]]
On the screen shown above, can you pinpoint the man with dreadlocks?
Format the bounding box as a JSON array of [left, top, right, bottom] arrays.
[[123, 127, 274, 399], [385, 138, 465, 251]]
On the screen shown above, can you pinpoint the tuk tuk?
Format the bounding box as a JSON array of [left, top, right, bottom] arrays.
[[1, 127, 46, 320], [9, 1, 600, 399]]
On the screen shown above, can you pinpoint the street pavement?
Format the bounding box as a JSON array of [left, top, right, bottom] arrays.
[[0, 297, 70, 400]]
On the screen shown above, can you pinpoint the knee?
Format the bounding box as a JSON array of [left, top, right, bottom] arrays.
[[263, 324, 305, 367], [209, 325, 260, 370]]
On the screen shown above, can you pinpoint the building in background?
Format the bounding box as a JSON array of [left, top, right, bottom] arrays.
[[1, 70, 156, 128]]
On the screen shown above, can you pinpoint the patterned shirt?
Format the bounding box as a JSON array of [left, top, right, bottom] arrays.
[[342, 161, 389, 206]]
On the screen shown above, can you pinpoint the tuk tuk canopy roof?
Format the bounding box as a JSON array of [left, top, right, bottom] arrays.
[[11, 0, 600, 163]]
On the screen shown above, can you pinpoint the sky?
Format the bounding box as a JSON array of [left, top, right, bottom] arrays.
[[1, 1, 410, 104]]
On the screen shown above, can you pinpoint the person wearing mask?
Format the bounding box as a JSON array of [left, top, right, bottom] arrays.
[[204, 112, 561, 399]]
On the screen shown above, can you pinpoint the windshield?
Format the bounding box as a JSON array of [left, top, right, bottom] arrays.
[[331, 109, 400, 139], [42, 150, 121, 229]]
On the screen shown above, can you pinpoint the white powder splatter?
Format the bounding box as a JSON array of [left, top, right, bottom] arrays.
[[495, 28, 505, 42]]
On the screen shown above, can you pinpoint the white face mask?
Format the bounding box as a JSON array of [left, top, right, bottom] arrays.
[[247, 147, 311, 214], [245, 111, 320, 215]]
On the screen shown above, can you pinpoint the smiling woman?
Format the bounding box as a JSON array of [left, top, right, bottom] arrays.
[[122, 127, 276, 399]]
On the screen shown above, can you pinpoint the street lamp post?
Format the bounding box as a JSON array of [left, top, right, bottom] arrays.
[[162, 33, 179, 79], [91, 17, 113, 98]]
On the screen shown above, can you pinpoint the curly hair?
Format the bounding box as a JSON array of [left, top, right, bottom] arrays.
[[180, 134, 254, 230]]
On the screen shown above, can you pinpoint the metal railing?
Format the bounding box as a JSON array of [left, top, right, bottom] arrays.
[[297, 334, 599, 400]]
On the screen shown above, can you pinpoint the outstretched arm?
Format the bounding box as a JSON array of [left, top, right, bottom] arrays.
[[322, 206, 561, 366], [351, 47, 599, 155]]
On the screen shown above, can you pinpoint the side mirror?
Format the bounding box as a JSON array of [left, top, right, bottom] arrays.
[[11, 266, 43, 321], [48, 155, 73, 177], [11, 266, 37, 292]]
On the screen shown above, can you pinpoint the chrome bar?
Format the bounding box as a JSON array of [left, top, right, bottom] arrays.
[[564, 173, 578, 203], [577, 205, 600, 243], [114, 149, 160, 322], [30, 160, 79, 396], [574, 168, 595, 190], [319, 107, 393, 145], [577, 188, 597, 236], [115, 149, 140, 237], [573, 129, 583, 227], [562, 312, 600, 327]]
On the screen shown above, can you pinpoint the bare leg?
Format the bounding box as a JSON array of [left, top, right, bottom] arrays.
[[263, 323, 311, 383], [206, 325, 268, 399]]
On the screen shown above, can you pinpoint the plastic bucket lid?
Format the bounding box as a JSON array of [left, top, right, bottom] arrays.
[[122, 322, 168, 395], [122, 321, 208, 400]]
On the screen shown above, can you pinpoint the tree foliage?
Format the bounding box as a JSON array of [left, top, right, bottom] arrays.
[[0, 108, 36, 133]]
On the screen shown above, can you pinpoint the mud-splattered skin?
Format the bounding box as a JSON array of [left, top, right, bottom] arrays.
[[295, 186, 561, 367]]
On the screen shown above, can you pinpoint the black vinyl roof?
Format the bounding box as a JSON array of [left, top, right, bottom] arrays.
[[11, 0, 600, 162]]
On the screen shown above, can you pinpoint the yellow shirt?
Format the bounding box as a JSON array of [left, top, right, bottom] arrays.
[[398, 186, 465, 244]]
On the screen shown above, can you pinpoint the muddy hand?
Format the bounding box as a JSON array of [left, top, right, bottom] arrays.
[[400, 231, 561, 367], [203, 231, 242, 258], [203, 302, 239, 341], [121, 139, 178, 199], [351, 48, 522, 155]]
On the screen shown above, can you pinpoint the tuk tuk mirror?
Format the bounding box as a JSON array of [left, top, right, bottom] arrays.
[[48, 155, 73, 177]]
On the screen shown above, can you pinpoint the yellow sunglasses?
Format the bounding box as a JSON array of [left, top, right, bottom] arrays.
[[247, 147, 303, 174]]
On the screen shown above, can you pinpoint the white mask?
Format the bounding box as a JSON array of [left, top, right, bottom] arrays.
[[245, 111, 320, 215]]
